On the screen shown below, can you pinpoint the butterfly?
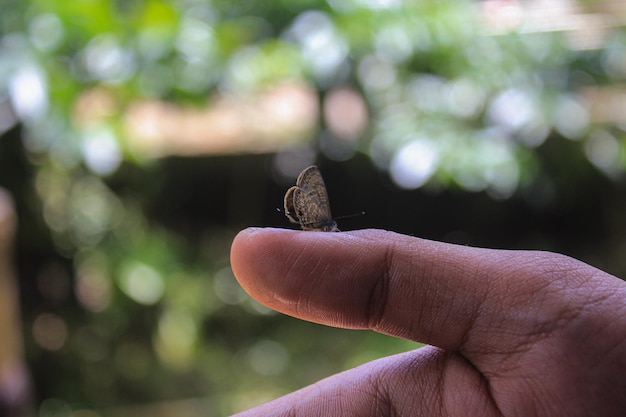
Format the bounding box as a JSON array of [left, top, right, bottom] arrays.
[[284, 165, 339, 232]]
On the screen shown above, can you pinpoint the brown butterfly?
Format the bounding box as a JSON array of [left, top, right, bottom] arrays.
[[284, 165, 339, 232]]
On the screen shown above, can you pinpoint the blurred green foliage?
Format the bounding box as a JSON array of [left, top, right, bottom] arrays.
[[1, 0, 625, 415]]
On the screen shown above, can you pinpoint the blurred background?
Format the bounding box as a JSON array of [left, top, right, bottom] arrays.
[[0, 0, 625, 415]]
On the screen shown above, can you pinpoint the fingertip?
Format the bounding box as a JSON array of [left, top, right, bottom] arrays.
[[229, 228, 399, 325], [230, 227, 299, 299], [231, 227, 299, 257], [230, 227, 375, 314], [231, 227, 276, 275]]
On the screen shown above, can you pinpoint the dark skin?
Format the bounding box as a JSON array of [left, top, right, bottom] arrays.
[[230, 228, 626, 416]]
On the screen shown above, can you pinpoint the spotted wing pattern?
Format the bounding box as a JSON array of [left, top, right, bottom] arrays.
[[284, 166, 338, 232]]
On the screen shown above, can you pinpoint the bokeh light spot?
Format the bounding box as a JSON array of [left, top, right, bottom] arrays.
[[585, 130, 622, 176], [118, 261, 165, 305], [8, 65, 48, 122], [81, 128, 122, 176], [213, 267, 247, 305], [155, 309, 198, 368], [390, 140, 439, 189], [247, 340, 289, 376], [33, 313, 68, 351], [554, 94, 589, 139], [29, 13, 65, 52]]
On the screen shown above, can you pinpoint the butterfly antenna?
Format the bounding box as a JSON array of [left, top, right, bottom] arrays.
[[334, 211, 365, 220]]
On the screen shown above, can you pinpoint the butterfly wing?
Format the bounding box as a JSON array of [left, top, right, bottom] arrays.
[[296, 166, 332, 217], [283, 186, 300, 224], [292, 166, 337, 231], [292, 188, 337, 231]]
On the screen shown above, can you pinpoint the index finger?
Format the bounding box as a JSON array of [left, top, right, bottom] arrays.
[[230, 228, 622, 354]]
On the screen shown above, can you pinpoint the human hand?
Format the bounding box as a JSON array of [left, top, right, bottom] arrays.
[[230, 228, 626, 416]]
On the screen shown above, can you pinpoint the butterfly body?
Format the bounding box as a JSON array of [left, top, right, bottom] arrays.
[[284, 166, 339, 232]]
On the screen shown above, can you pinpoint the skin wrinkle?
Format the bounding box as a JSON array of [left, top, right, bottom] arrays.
[[421, 258, 485, 353], [369, 368, 394, 417], [385, 354, 424, 413], [438, 352, 500, 417], [280, 245, 310, 312], [464, 260, 512, 355], [456, 292, 484, 356], [297, 381, 327, 416], [558, 272, 626, 371], [367, 242, 393, 332], [552, 292, 626, 374], [573, 277, 626, 350], [469, 366, 506, 417], [491, 306, 618, 416], [440, 253, 493, 349], [283, 406, 297, 417], [433, 352, 451, 417], [290, 235, 346, 320], [601, 308, 626, 360], [373, 353, 419, 417], [469, 260, 588, 384], [509, 256, 609, 345], [440, 353, 480, 417], [420, 349, 475, 417], [431, 351, 452, 415], [294, 234, 375, 327], [376, 240, 444, 344], [483, 375, 531, 416], [322, 264, 358, 326], [297, 256, 333, 320], [380, 240, 446, 345], [489, 368, 550, 417], [465, 254, 583, 360], [431, 247, 608, 414], [328, 372, 369, 417], [401, 247, 439, 344]]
